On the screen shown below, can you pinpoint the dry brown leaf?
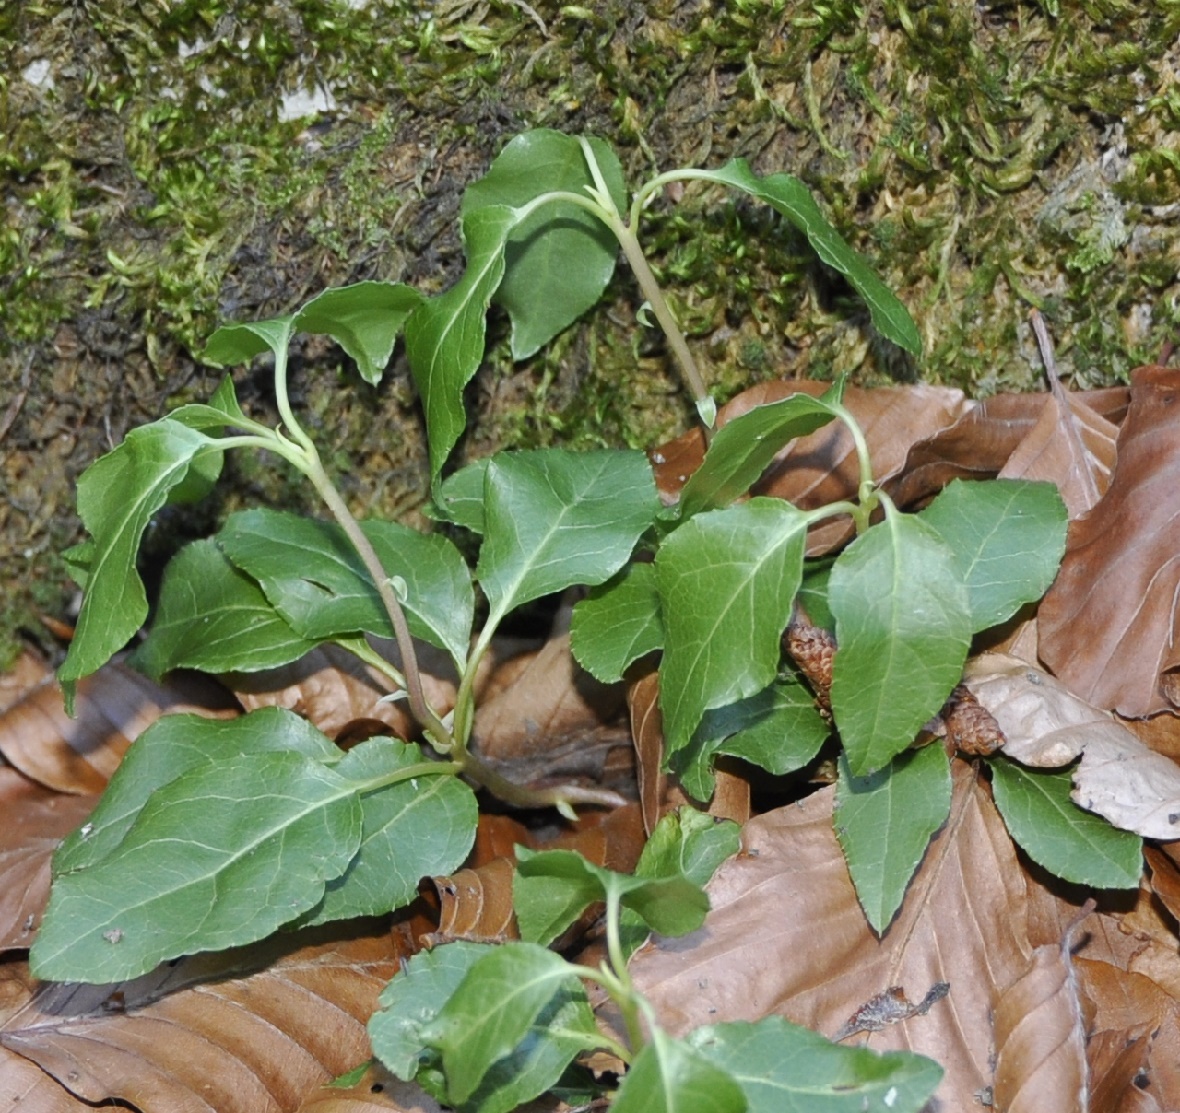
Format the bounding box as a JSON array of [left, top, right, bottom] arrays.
[[626, 672, 748, 831], [629, 761, 1041, 1108], [0, 924, 397, 1113], [999, 391, 1118, 518], [0, 768, 98, 952], [473, 632, 625, 762], [1080, 959, 1180, 1112], [890, 386, 1129, 510], [1039, 366, 1180, 718], [295, 1061, 445, 1112], [652, 380, 969, 551], [0, 659, 233, 794], [992, 939, 1089, 1113]]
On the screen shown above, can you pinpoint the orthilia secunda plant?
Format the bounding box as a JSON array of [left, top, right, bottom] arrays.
[[29, 128, 1138, 1113]]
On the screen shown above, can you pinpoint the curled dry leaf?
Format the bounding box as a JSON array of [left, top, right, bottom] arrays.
[[0, 658, 233, 794], [0, 924, 398, 1113], [967, 653, 1180, 839], [629, 761, 1042, 1108], [1038, 366, 1180, 718], [428, 857, 519, 945]]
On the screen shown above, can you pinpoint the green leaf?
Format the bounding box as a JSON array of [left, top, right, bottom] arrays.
[[59, 419, 228, 692], [430, 457, 491, 533], [675, 675, 830, 801], [689, 1016, 943, 1113], [620, 807, 740, 958], [303, 737, 477, 924], [370, 940, 492, 1082], [423, 942, 599, 1105], [514, 848, 709, 947], [570, 562, 664, 682], [464, 129, 626, 359], [829, 507, 972, 775], [203, 315, 295, 366], [132, 539, 318, 678], [460, 987, 602, 1113], [656, 499, 809, 753], [170, 375, 254, 433], [406, 204, 518, 480], [612, 1027, 747, 1113], [31, 751, 363, 982], [294, 281, 423, 385], [219, 508, 474, 670], [687, 161, 921, 355], [53, 707, 341, 876], [797, 560, 836, 629], [919, 478, 1068, 632], [677, 383, 844, 517], [834, 744, 952, 933], [477, 449, 658, 625], [990, 757, 1142, 889]]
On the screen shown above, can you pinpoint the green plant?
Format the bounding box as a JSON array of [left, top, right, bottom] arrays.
[[30, 129, 1141, 1107]]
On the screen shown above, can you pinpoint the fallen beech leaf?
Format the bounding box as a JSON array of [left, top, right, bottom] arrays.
[[474, 632, 625, 761], [0, 768, 98, 951], [999, 390, 1118, 519], [1039, 366, 1180, 717], [629, 761, 1039, 1107], [296, 1060, 445, 1112], [890, 386, 1128, 510], [0, 658, 232, 794], [0, 1044, 96, 1111], [0, 924, 397, 1113], [652, 380, 969, 552], [233, 643, 425, 740], [992, 939, 1088, 1113], [626, 673, 749, 831]]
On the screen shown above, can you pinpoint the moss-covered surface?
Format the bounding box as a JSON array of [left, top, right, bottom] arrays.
[[2, 0, 1179, 664]]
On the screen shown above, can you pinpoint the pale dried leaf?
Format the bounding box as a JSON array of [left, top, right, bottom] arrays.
[[1072, 733, 1180, 840], [0, 768, 98, 951], [967, 653, 1180, 838], [891, 386, 1128, 509], [965, 652, 1115, 767], [629, 761, 1037, 1108], [0, 659, 232, 794], [1039, 366, 1180, 717], [992, 942, 1088, 1113], [0, 925, 397, 1113]]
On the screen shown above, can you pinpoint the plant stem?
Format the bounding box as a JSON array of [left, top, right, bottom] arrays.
[[301, 449, 454, 752]]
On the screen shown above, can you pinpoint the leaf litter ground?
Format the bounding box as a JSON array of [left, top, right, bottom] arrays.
[[3, 370, 1180, 1110]]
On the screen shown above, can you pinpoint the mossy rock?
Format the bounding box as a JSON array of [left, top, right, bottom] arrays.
[[2, 0, 1179, 664]]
